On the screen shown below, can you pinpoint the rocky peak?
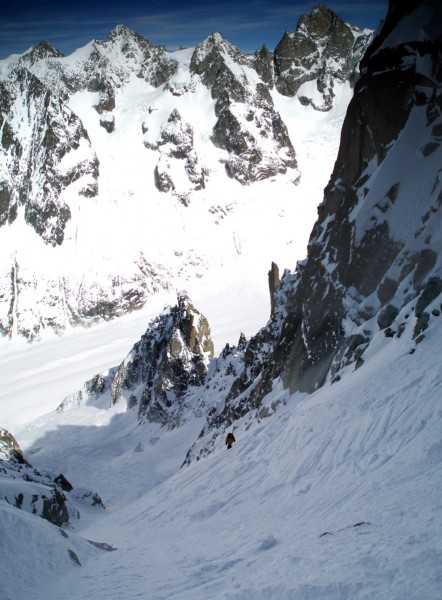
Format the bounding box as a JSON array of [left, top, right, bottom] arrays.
[[190, 33, 252, 102], [300, 4, 347, 39], [61, 294, 214, 427], [27, 27, 177, 99], [88, 27, 176, 89], [188, 35, 299, 185], [253, 44, 274, 87], [106, 24, 143, 44], [274, 4, 373, 109], [112, 293, 214, 425], [100, 24, 166, 66], [190, 32, 250, 68], [20, 40, 64, 65]]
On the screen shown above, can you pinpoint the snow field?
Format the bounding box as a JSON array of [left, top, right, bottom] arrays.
[[1, 296, 441, 599]]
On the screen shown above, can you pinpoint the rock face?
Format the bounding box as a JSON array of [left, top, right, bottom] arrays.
[[0, 25, 176, 248], [0, 11, 372, 340], [183, 0, 442, 461], [60, 294, 214, 425], [263, 0, 441, 393], [191, 33, 299, 184], [0, 428, 104, 526], [274, 4, 373, 109], [0, 66, 98, 246], [150, 109, 207, 204]]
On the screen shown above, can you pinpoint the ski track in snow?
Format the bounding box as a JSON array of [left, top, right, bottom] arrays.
[[1, 307, 441, 599]]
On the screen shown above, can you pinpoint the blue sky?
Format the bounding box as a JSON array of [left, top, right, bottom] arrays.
[[0, 1, 388, 60]]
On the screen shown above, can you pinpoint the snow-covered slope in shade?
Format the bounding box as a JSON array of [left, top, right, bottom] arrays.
[[0, 293, 441, 599], [0, 500, 115, 600]]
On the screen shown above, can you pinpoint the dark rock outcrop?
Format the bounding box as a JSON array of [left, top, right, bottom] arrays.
[[112, 293, 214, 424], [0, 428, 103, 526], [0, 67, 99, 246], [274, 4, 373, 109], [268, 262, 280, 313], [61, 294, 215, 426], [149, 109, 206, 202], [99, 113, 116, 133]]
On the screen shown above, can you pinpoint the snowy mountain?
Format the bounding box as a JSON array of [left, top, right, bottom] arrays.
[[186, 0, 442, 452], [0, 5, 372, 340], [1, 1, 442, 599]]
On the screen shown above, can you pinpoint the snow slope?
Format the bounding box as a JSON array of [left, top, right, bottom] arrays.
[[0, 282, 441, 600]]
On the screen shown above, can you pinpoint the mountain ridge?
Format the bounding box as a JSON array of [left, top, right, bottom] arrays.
[[0, 4, 373, 340]]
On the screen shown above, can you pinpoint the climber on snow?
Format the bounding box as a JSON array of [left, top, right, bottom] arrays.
[[225, 432, 236, 449]]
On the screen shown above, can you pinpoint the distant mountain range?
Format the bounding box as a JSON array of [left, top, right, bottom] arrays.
[[0, 5, 372, 340]]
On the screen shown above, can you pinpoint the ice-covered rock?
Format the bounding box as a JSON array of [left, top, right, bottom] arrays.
[[274, 4, 373, 110]]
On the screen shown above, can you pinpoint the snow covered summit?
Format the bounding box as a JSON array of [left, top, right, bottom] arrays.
[[0, 6, 372, 340]]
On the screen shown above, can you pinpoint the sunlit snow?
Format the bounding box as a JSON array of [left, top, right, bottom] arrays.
[[1, 23, 441, 600]]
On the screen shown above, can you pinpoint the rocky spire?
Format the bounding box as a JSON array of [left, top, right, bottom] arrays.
[[268, 262, 280, 313], [60, 294, 215, 427], [274, 4, 373, 109]]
